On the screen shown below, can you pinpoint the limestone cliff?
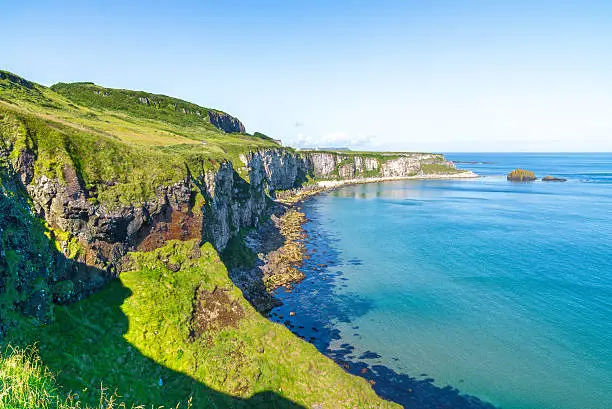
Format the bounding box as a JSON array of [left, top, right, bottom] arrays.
[[301, 151, 451, 179]]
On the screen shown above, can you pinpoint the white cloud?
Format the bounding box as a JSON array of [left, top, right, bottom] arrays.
[[287, 131, 377, 149]]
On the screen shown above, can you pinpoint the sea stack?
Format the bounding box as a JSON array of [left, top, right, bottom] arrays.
[[507, 169, 536, 181]]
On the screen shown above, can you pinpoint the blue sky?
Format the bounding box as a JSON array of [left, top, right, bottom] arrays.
[[2, 1, 611, 151]]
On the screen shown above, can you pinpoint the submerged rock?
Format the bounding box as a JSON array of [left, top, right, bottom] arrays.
[[542, 175, 567, 182]]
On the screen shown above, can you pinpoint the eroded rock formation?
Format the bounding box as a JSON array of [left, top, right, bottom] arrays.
[[208, 110, 246, 133]]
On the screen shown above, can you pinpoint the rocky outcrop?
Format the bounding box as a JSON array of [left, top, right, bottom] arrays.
[[0, 70, 35, 89], [208, 111, 246, 133], [20, 149, 305, 281], [243, 149, 309, 192], [28, 171, 200, 271], [507, 169, 536, 181]]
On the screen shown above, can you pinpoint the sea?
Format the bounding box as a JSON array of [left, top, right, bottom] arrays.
[[270, 153, 612, 409]]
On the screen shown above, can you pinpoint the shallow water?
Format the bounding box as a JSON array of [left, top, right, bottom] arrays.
[[271, 153, 612, 409]]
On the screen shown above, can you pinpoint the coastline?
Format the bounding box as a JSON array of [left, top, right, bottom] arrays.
[[232, 170, 479, 312], [265, 170, 502, 409], [275, 170, 479, 205], [265, 170, 480, 297], [315, 170, 479, 189]]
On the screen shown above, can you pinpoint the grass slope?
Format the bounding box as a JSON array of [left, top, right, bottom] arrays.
[[6, 241, 397, 409], [0, 71, 280, 205]]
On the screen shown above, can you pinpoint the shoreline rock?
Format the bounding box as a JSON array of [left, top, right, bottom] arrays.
[[542, 175, 567, 182]]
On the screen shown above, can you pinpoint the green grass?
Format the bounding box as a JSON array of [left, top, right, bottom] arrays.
[[5, 241, 398, 409], [221, 230, 257, 270], [0, 345, 164, 409], [420, 163, 461, 174]]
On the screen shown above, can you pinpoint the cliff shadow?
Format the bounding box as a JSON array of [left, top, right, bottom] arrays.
[[5, 264, 306, 409], [0, 170, 305, 409]]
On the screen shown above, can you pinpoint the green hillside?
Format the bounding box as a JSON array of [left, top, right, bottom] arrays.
[[0, 70, 397, 408], [0, 70, 280, 206], [1, 69, 277, 151]]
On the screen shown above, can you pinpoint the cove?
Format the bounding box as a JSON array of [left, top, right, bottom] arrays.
[[270, 153, 612, 409]]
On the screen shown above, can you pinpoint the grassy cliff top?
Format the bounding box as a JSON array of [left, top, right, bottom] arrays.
[[50, 81, 231, 129], [0, 70, 277, 151], [0, 70, 280, 205]]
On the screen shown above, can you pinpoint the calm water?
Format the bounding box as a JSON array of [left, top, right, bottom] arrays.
[[271, 153, 612, 409]]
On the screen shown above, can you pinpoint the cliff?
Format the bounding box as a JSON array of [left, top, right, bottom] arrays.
[[0, 70, 468, 408], [0, 103, 467, 321], [208, 110, 247, 133]]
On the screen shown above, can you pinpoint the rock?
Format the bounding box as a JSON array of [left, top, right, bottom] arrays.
[[208, 110, 246, 133], [542, 175, 567, 182], [507, 169, 536, 181], [16, 149, 35, 185], [380, 156, 419, 177]]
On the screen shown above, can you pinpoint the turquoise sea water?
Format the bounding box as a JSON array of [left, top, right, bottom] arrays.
[[271, 153, 612, 409]]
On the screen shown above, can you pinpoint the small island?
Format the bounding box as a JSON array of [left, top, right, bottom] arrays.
[[507, 169, 536, 181], [542, 175, 567, 182]]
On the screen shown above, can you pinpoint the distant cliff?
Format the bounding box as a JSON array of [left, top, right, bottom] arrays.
[[208, 110, 246, 133]]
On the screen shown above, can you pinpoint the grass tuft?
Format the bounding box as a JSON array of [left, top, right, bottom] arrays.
[[0, 345, 190, 409]]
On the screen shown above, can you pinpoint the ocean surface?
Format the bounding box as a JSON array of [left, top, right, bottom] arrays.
[[270, 153, 612, 409]]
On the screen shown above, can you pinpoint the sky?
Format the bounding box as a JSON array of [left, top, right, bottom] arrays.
[[2, 1, 612, 152]]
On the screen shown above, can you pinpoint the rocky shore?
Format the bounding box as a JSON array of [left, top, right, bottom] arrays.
[[266, 174, 500, 409], [228, 205, 310, 314], [231, 169, 479, 314]]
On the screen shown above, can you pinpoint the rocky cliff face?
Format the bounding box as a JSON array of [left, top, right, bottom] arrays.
[[208, 111, 246, 133], [1, 145, 458, 328], [301, 151, 449, 179], [0, 70, 35, 89], [22, 148, 456, 260]]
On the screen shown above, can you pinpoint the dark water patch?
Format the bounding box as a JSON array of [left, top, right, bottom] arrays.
[[324, 351, 498, 409], [270, 200, 500, 409]]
